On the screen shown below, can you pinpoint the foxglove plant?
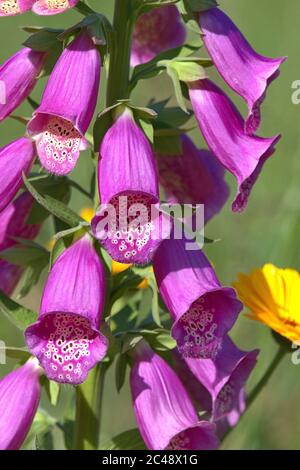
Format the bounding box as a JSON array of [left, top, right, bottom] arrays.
[[28, 30, 101, 175], [25, 236, 108, 385], [199, 8, 286, 134], [0, 357, 42, 450], [188, 79, 281, 212], [92, 107, 168, 265], [130, 341, 219, 450], [0, 192, 41, 295], [0, 0, 287, 452], [0, 47, 46, 122], [173, 336, 259, 427], [153, 234, 243, 359]]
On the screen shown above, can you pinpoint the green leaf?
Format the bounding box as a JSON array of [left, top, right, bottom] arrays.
[[147, 276, 162, 327], [21, 410, 57, 450], [43, 379, 61, 406], [0, 290, 37, 330], [23, 173, 84, 228], [115, 353, 128, 393], [170, 59, 207, 82], [100, 428, 146, 450], [23, 28, 63, 52], [0, 346, 30, 362], [186, 0, 218, 12], [137, 118, 154, 143], [0, 245, 48, 267], [166, 64, 189, 113]]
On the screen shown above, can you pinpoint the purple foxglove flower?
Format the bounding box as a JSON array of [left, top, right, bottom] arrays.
[[153, 237, 243, 359], [130, 342, 219, 450], [0, 357, 42, 450], [131, 5, 186, 67], [27, 30, 101, 176], [92, 108, 167, 265], [0, 0, 34, 16], [0, 48, 46, 123], [157, 134, 229, 223], [0, 137, 36, 213], [199, 8, 286, 134], [188, 79, 281, 212], [174, 336, 258, 425], [32, 0, 79, 15], [25, 236, 108, 385], [0, 192, 41, 295]]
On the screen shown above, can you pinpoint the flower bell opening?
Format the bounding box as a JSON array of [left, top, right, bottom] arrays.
[[172, 291, 233, 359], [26, 312, 106, 385], [0, 0, 20, 15], [93, 192, 163, 265], [35, 115, 83, 175]]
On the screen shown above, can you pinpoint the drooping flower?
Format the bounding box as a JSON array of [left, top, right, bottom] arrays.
[[0, 191, 41, 295], [130, 342, 219, 450], [92, 107, 169, 265], [25, 236, 108, 385], [188, 78, 281, 212], [32, 0, 79, 15], [199, 8, 286, 134], [234, 264, 300, 343], [157, 134, 229, 223], [174, 336, 258, 428], [0, 137, 36, 213], [153, 235, 243, 359], [0, 0, 34, 16], [0, 48, 46, 123], [0, 357, 42, 450], [131, 5, 186, 67], [27, 30, 101, 176]]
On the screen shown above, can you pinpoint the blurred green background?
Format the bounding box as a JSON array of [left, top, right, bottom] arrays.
[[0, 0, 299, 450]]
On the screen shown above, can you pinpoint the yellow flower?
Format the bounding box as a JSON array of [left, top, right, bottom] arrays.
[[80, 207, 95, 224], [233, 263, 300, 342], [111, 260, 132, 276]]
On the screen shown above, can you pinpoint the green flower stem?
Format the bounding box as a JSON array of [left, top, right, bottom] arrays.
[[73, 363, 107, 450], [106, 0, 137, 106], [246, 345, 286, 409], [73, 1, 136, 449]]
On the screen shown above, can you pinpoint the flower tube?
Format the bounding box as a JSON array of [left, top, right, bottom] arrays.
[[25, 236, 108, 385], [131, 5, 186, 67], [199, 8, 286, 134], [0, 191, 41, 295], [188, 78, 281, 212], [28, 30, 101, 175], [0, 357, 42, 450], [130, 342, 219, 450], [92, 108, 168, 265], [153, 236, 243, 359], [0, 47, 46, 123], [157, 134, 229, 223], [0, 137, 36, 213]]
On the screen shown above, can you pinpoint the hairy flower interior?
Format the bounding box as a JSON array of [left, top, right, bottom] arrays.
[[40, 313, 98, 384], [46, 0, 69, 9], [37, 116, 81, 175], [166, 432, 190, 450], [176, 296, 222, 359], [0, 0, 20, 14]]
